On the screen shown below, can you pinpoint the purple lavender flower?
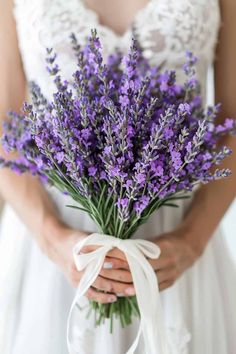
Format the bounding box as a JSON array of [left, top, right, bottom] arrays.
[[134, 195, 150, 217], [0, 28, 235, 228]]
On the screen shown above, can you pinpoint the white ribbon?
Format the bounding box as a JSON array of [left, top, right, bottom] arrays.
[[67, 233, 170, 354]]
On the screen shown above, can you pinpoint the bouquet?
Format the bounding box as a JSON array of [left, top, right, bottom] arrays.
[[1, 30, 235, 352]]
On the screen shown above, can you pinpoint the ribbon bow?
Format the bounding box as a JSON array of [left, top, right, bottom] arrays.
[[67, 233, 170, 354]]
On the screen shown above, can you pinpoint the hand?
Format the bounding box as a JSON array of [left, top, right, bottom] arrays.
[[40, 217, 90, 287], [81, 246, 136, 304], [40, 219, 135, 304], [149, 227, 202, 291], [92, 226, 203, 296]]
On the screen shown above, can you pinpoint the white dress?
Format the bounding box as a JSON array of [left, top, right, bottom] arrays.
[[0, 0, 236, 353]]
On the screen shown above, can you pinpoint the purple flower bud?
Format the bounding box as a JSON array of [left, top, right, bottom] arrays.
[[88, 166, 97, 176], [55, 151, 64, 163], [178, 103, 191, 115], [117, 197, 129, 208], [119, 95, 130, 107]]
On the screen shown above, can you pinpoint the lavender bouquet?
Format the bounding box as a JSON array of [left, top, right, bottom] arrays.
[[1, 30, 235, 329]]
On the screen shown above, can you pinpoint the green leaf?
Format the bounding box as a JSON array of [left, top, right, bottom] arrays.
[[104, 205, 116, 229], [162, 203, 179, 208], [66, 204, 90, 213], [98, 183, 107, 210], [166, 195, 190, 201]]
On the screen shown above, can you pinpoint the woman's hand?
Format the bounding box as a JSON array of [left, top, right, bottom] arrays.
[[148, 228, 202, 291], [40, 219, 135, 304], [95, 226, 205, 295], [39, 218, 90, 286], [82, 246, 136, 304], [42, 218, 201, 304]]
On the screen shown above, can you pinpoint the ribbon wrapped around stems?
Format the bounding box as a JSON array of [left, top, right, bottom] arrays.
[[67, 233, 170, 354]]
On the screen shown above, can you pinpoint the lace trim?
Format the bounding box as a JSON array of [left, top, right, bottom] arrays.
[[13, 0, 220, 66]]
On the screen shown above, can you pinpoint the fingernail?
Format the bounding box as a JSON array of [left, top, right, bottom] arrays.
[[116, 293, 124, 297], [108, 296, 117, 303], [103, 262, 113, 269], [125, 287, 135, 296]]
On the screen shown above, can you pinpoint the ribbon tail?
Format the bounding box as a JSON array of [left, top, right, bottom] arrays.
[[67, 255, 106, 353], [127, 253, 169, 354], [126, 325, 142, 354]]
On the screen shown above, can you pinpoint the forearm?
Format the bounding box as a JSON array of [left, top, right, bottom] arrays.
[[0, 95, 64, 248], [179, 0, 236, 255], [0, 117, 72, 253], [0, 8, 66, 248], [0, 165, 63, 238], [180, 134, 236, 255]]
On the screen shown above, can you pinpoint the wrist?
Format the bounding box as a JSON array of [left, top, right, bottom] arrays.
[[38, 214, 89, 260], [37, 215, 71, 256], [178, 221, 209, 259]]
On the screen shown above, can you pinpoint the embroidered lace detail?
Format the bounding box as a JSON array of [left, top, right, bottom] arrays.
[[13, 0, 220, 87], [167, 325, 192, 354], [136, 0, 220, 66], [71, 327, 94, 354]]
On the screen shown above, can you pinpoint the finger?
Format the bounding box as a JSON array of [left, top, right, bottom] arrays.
[[155, 267, 176, 284], [92, 276, 135, 296], [92, 275, 112, 292], [159, 280, 174, 292], [148, 256, 171, 271], [106, 248, 127, 261], [80, 247, 129, 268], [146, 239, 173, 271], [81, 245, 127, 261], [80, 245, 100, 254], [68, 262, 82, 288], [86, 287, 117, 304], [99, 268, 133, 283], [155, 238, 174, 252], [103, 256, 130, 270]]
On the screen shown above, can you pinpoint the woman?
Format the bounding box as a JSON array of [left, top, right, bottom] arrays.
[[0, 0, 235, 353]]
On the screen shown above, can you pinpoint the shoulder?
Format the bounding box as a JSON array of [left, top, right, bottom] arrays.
[[218, 0, 236, 44], [220, 0, 236, 20], [0, 0, 13, 16], [0, 0, 16, 32]]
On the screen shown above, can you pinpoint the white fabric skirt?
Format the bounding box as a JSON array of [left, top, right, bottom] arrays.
[[0, 186, 235, 354]]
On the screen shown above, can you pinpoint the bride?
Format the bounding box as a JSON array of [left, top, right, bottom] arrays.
[[0, 0, 236, 353]]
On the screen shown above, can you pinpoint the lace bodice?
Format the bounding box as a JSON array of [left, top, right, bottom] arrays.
[[13, 0, 220, 99]]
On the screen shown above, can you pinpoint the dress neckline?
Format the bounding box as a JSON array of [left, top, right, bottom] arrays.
[[80, 0, 154, 40]]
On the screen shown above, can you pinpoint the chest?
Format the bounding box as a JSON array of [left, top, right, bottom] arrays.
[[14, 0, 220, 92], [14, 0, 220, 51], [84, 0, 150, 37]]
